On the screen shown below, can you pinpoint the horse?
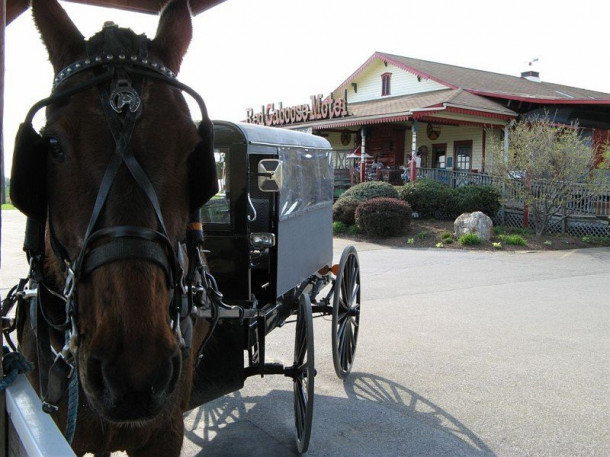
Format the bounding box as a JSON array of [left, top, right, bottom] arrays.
[[9, 1, 217, 455]]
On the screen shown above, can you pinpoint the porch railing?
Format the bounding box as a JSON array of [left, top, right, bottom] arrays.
[[417, 168, 495, 187], [416, 168, 610, 218]]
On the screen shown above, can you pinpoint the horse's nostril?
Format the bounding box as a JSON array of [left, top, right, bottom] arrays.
[[149, 348, 182, 397], [168, 349, 182, 395]]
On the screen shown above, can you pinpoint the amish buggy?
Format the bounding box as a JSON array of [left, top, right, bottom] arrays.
[[1, 0, 361, 455], [191, 121, 362, 452]]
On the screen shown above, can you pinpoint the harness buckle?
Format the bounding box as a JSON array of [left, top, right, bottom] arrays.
[[42, 351, 75, 415], [42, 401, 59, 414], [110, 79, 141, 114], [63, 266, 76, 300]]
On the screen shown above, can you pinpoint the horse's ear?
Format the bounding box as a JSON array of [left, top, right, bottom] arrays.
[[152, 0, 193, 74], [31, 0, 85, 72]]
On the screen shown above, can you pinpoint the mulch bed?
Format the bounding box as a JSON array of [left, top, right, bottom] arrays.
[[337, 218, 610, 251]]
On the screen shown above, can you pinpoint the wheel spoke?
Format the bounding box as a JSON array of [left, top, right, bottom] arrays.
[[349, 283, 360, 308]]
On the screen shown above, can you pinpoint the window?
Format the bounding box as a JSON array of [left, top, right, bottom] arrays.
[[433, 144, 447, 169], [381, 72, 392, 96], [454, 140, 472, 171], [201, 149, 230, 224]]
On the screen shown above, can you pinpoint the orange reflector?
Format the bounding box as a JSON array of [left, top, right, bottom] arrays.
[[331, 264, 339, 275], [318, 265, 331, 275], [188, 222, 203, 231]]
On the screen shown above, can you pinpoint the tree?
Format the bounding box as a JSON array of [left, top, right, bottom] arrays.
[[489, 114, 609, 236]]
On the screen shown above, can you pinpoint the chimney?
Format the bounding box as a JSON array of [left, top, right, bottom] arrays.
[[521, 70, 541, 82]]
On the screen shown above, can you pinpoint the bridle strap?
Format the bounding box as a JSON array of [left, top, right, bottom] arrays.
[[80, 237, 172, 280]]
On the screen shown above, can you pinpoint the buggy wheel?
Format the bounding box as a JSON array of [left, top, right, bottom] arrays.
[[332, 245, 361, 379], [293, 293, 315, 453]]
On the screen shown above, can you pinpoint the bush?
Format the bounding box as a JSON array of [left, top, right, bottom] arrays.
[[333, 221, 347, 235], [458, 233, 482, 246], [332, 196, 361, 225], [454, 185, 501, 217], [340, 181, 399, 202], [347, 224, 360, 235], [398, 179, 455, 218], [355, 197, 412, 237]]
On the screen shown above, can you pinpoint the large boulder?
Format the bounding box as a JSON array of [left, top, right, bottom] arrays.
[[454, 211, 493, 241]]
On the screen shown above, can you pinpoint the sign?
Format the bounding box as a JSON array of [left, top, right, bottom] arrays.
[[246, 94, 348, 126]]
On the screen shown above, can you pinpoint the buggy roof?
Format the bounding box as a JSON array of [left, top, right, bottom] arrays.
[[213, 121, 331, 153]]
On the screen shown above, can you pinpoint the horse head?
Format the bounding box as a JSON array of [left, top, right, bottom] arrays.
[[15, 0, 217, 425]]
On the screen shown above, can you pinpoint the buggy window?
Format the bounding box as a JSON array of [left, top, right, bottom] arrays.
[[278, 147, 333, 220], [201, 149, 230, 224]]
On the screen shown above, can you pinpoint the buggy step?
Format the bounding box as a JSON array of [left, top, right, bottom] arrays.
[[244, 363, 317, 379]]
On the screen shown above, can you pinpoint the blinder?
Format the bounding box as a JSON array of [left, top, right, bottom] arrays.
[[10, 122, 48, 223], [191, 118, 218, 213]]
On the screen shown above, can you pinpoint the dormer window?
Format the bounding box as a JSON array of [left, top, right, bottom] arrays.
[[381, 72, 392, 96]]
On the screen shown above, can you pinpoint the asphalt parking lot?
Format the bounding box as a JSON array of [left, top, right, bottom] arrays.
[[1, 210, 609, 456]]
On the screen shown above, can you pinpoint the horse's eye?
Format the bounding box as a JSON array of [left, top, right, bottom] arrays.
[[48, 137, 66, 162]]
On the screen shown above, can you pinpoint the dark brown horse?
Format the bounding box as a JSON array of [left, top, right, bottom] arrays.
[[10, 0, 216, 455]]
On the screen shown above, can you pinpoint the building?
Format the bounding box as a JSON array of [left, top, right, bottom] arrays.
[[245, 51, 610, 187]]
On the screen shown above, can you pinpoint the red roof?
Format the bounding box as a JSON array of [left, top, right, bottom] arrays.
[[334, 51, 610, 105]]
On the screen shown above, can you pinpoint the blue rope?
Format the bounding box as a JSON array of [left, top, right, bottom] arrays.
[[64, 335, 79, 445], [0, 347, 33, 391], [65, 369, 79, 444]]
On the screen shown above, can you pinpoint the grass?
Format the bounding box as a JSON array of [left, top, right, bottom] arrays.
[[458, 233, 481, 246], [498, 234, 527, 246], [440, 231, 454, 244], [1, 203, 15, 210], [582, 235, 610, 245]]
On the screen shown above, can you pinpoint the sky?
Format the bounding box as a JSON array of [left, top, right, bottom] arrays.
[[3, 0, 610, 177]]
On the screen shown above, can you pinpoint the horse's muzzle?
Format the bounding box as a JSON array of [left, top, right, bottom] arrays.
[[85, 346, 182, 422]]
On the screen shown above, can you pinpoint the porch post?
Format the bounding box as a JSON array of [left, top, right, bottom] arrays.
[[360, 127, 366, 183], [481, 129, 486, 173], [410, 120, 417, 181]]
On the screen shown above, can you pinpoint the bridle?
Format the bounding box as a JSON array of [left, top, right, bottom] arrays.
[[19, 25, 213, 414]]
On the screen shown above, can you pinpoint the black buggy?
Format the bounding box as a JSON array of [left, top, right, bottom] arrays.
[[189, 121, 362, 453]]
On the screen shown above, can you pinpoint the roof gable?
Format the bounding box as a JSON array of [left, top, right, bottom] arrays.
[[334, 58, 449, 103]]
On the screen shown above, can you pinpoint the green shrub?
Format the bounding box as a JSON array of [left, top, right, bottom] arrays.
[[342, 181, 399, 202], [333, 221, 347, 235], [441, 231, 454, 244], [355, 197, 412, 237], [498, 234, 527, 246], [398, 179, 455, 218], [454, 185, 501, 217], [458, 233, 482, 245], [347, 225, 360, 235], [332, 196, 361, 225]]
